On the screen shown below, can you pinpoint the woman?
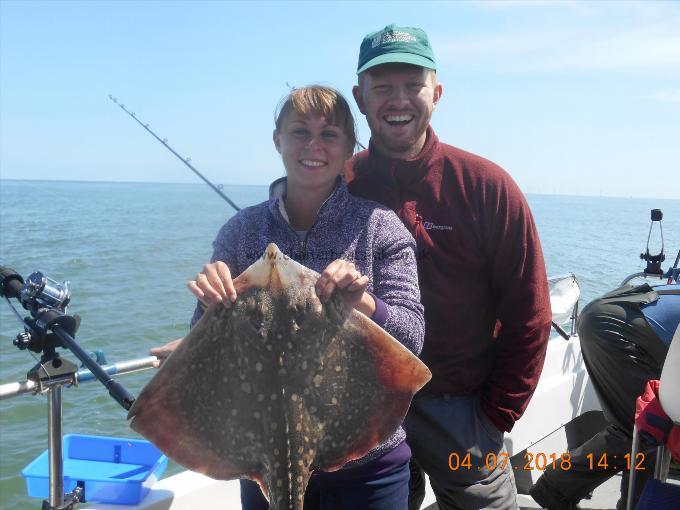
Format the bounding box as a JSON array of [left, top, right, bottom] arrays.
[[154, 85, 424, 510]]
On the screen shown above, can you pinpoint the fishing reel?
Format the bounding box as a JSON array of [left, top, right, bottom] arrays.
[[21, 271, 72, 312], [1, 265, 134, 409], [0, 267, 79, 355], [0, 267, 72, 313]]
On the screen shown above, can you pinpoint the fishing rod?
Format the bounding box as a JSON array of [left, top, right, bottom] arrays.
[[109, 95, 241, 212], [667, 249, 680, 285]]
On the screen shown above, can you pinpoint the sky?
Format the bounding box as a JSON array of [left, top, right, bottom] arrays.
[[0, 0, 679, 199]]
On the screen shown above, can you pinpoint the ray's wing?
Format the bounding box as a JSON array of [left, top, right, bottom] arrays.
[[128, 288, 287, 484], [128, 244, 285, 482], [280, 293, 431, 473]]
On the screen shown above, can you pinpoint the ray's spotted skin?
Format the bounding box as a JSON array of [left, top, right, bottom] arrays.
[[128, 244, 431, 510]]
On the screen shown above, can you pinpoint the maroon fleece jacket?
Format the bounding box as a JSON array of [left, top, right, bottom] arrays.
[[345, 127, 552, 432]]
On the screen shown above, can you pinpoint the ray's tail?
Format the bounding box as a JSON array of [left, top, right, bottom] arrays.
[[264, 459, 311, 510]]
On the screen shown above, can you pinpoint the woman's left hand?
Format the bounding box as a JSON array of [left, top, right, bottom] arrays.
[[316, 260, 373, 313]]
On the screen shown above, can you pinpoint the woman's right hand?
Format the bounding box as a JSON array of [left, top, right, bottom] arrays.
[[150, 338, 183, 368], [188, 261, 238, 308]]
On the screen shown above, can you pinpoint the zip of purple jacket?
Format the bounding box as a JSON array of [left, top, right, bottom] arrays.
[[191, 176, 425, 468], [346, 127, 552, 433]]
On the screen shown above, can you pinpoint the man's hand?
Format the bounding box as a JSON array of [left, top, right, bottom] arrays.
[[315, 260, 375, 316], [150, 338, 183, 368], [188, 261, 238, 308]]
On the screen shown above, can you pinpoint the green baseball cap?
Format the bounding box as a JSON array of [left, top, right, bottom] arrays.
[[357, 24, 436, 74]]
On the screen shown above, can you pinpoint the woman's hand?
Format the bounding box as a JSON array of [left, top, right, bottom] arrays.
[[150, 338, 183, 368], [315, 260, 375, 315], [188, 261, 238, 308]]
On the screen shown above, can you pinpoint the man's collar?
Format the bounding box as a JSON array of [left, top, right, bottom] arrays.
[[367, 125, 438, 166], [365, 126, 440, 185]]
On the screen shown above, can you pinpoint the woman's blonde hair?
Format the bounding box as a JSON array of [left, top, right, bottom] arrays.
[[275, 85, 357, 152]]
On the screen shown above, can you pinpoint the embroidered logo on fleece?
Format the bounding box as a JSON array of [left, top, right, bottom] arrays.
[[423, 221, 453, 231]]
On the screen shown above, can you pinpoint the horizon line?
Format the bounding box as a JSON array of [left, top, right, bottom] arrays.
[[0, 177, 678, 202]]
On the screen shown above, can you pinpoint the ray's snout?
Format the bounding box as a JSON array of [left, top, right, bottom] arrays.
[[264, 243, 285, 293], [262, 243, 311, 295], [264, 243, 283, 262]]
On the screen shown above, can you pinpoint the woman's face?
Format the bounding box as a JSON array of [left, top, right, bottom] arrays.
[[274, 111, 353, 195]]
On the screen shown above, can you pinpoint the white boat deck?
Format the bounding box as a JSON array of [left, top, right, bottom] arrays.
[[80, 469, 625, 510], [516, 475, 622, 510]]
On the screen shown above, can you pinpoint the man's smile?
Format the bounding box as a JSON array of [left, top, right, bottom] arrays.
[[384, 114, 414, 126]]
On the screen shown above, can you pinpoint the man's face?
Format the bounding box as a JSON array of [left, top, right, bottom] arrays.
[[353, 64, 442, 159]]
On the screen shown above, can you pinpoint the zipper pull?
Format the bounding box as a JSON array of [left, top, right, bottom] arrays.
[[300, 238, 307, 260]]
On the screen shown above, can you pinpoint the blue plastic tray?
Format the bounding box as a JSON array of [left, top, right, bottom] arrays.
[[22, 434, 168, 505]]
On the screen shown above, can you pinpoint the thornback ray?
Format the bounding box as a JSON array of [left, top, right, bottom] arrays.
[[128, 243, 431, 510]]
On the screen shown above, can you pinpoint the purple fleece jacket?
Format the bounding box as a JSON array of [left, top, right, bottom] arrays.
[[191, 177, 424, 469]]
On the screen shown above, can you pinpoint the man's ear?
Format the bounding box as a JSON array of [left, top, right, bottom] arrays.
[[433, 82, 443, 109], [273, 129, 281, 154], [352, 85, 366, 115]]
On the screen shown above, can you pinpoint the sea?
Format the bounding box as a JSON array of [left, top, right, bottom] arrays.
[[0, 179, 678, 510]]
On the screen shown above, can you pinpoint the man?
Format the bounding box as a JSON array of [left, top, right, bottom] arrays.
[[530, 282, 679, 510], [345, 25, 552, 509]]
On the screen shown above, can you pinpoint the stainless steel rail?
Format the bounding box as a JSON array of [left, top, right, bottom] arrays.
[[0, 356, 157, 400], [620, 272, 666, 287]]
